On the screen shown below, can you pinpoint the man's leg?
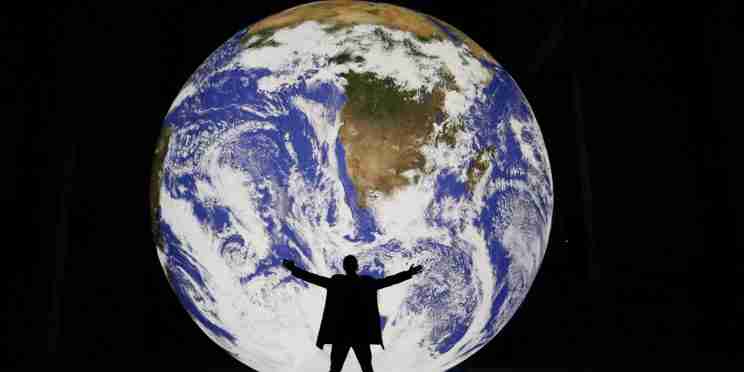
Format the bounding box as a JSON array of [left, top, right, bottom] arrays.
[[351, 344, 374, 372], [329, 343, 351, 372]]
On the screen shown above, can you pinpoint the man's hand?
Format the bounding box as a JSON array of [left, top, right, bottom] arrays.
[[408, 264, 423, 276], [282, 259, 295, 271]]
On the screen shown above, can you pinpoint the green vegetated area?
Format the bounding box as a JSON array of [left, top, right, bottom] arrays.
[[328, 51, 365, 65], [341, 70, 441, 128], [413, 33, 441, 43], [323, 22, 353, 34], [240, 28, 281, 49], [339, 64, 460, 148]]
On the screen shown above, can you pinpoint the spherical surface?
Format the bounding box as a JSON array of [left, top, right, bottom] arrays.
[[151, 1, 554, 371]]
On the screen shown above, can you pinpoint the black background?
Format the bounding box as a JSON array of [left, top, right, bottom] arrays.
[[5, 0, 735, 369]]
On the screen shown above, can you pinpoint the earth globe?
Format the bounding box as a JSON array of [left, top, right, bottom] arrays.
[[150, 1, 554, 371]]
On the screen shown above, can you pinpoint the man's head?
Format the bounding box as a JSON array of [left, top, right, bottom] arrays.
[[343, 255, 359, 275]]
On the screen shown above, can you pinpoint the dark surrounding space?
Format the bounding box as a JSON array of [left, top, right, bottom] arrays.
[[4, 0, 736, 369]]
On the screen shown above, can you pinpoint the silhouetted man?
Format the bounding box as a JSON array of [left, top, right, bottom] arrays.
[[282, 255, 423, 372]]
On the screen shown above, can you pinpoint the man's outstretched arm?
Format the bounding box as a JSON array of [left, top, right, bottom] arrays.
[[375, 264, 423, 290], [282, 259, 331, 288]]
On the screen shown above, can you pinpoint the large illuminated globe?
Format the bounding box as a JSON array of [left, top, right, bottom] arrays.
[[151, 1, 554, 371]]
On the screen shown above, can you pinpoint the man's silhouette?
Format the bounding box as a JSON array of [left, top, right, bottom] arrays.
[[282, 255, 423, 372]]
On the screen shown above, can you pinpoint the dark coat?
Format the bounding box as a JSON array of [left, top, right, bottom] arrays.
[[289, 266, 413, 349]]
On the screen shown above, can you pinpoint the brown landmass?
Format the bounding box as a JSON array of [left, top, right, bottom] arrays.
[[338, 71, 445, 208], [237, 1, 501, 208], [466, 145, 497, 190], [242, 0, 497, 64]]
